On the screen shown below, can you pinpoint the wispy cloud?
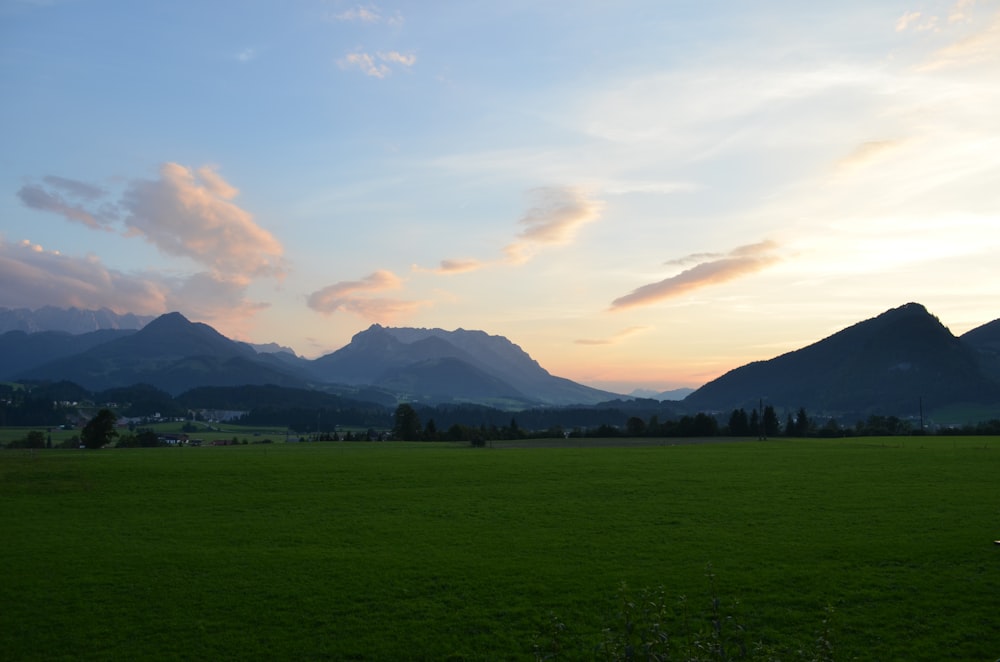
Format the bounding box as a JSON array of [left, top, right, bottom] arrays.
[[413, 258, 486, 275], [503, 187, 604, 264], [17, 175, 115, 230], [338, 50, 416, 77], [42, 175, 106, 200], [833, 139, 907, 175], [610, 241, 782, 311], [307, 269, 427, 321], [896, 11, 937, 32], [950, 0, 977, 23], [236, 48, 256, 63], [919, 10, 1000, 70], [575, 326, 649, 346], [330, 4, 401, 25]]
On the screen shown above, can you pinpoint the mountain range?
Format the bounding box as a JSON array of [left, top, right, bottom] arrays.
[[2, 302, 999, 417], [1, 312, 618, 407]]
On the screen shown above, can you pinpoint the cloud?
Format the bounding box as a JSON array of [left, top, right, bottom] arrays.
[[833, 140, 906, 174], [0, 236, 169, 314], [307, 269, 426, 321], [42, 175, 106, 200], [338, 50, 416, 78], [413, 258, 486, 275], [610, 241, 782, 311], [919, 11, 1000, 70], [236, 48, 255, 63], [332, 5, 382, 23], [120, 163, 284, 282], [17, 180, 114, 230], [896, 11, 938, 32], [575, 326, 649, 346], [329, 4, 403, 26], [0, 237, 273, 326], [164, 271, 270, 332], [378, 51, 415, 66], [950, 0, 977, 24], [503, 187, 604, 264]]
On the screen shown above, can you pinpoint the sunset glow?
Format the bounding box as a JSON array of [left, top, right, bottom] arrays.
[[3, 1, 998, 393]]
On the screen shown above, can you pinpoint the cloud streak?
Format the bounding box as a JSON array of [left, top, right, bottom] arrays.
[[610, 241, 782, 311], [17, 180, 114, 230], [307, 270, 427, 321], [575, 326, 649, 346], [338, 50, 415, 78], [330, 4, 401, 25], [412, 258, 486, 275]]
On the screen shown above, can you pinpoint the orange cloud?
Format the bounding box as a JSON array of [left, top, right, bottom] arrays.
[[919, 10, 1000, 70], [412, 258, 485, 275], [307, 270, 427, 321], [610, 240, 781, 311], [503, 187, 604, 264], [833, 140, 905, 175], [574, 326, 649, 345]]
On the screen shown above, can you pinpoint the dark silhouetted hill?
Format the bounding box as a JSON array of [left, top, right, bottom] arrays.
[[19, 312, 309, 395], [683, 303, 1000, 416]]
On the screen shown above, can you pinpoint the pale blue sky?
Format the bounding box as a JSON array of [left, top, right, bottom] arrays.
[[3, 1, 999, 393]]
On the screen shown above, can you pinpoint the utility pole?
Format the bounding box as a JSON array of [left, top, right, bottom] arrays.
[[919, 396, 924, 435]]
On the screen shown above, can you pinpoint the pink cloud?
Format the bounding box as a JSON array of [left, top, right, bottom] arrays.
[[0, 237, 273, 328], [610, 240, 782, 311], [120, 163, 284, 281], [308, 270, 427, 322], [0, 237, 169, 314]]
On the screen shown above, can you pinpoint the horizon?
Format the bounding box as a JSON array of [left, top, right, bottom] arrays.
[[3, 2, 998, 394]]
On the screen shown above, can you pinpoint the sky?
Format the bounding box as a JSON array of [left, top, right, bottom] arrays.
[[2, 0, 999, 395]]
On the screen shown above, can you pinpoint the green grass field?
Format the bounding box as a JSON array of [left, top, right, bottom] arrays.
[[2, 438, 998, 660]]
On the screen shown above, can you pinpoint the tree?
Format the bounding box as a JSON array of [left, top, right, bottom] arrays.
[[392, 404, 422, 441], [795, 407, 810, 436], [728, 409, 750, 436], [81, 409, 118, 449], [626, 416, 647, 437], [762, 405, 780, 438]]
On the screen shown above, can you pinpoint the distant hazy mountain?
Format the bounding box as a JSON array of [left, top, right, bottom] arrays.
[[684, 303, 1000, 416], [310, 324, 620, 406], [631, 387, 696, 401], [250, 342, 298, 356], [0, 306, 154, 333]]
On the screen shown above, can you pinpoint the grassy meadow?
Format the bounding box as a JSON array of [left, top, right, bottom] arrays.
[[1, 438, 998, 660]]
